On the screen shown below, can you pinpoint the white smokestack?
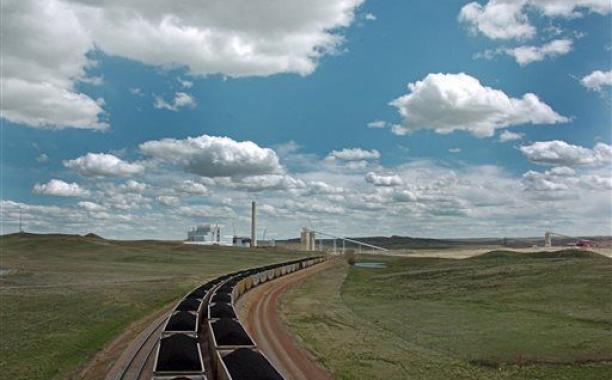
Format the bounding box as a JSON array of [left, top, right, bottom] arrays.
[[251, 201, 257, 247]]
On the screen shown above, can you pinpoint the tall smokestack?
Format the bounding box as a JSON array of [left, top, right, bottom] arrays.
[[251, 201, 257, 247]]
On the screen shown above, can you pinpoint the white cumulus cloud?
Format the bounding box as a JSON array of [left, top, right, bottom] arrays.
[[520, 140, 612, 166], [36, 153, 49, 163], [121, 180, 148, 193], [157, 195, 180, 207], [82, 0, 364, 78], [459, 0, 611, 40], [64, 153, 145, 177], [392, 190, 418, 202], [389, 73, 568, 138], [154, 92, 196, 111], [178, 78, 194, 89], [505, 38, 572, 65], [326, 148, 380, 161], [499, 130, 524, 142], [139, 134, 282, 177], [459, 0, 534, 40], [33, 179, 89, 197], [580, 70, 612, 91], [229, 175, 306, 192], [78, 201, 106, 212], [4, 0, 364, 129], [367, 120, 387, 129], [175, 180, 210, 195], [365, 172, 403, 186], [1, 0, 107, 130]]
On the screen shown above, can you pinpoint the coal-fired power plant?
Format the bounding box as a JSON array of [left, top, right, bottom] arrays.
[[251, 201, 257, 248]]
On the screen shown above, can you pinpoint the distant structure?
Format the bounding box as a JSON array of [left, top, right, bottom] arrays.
[[301, 227, 389, 254], [258, 227, 276, 247], [187, 224, 220, 243], [251, 201, 257, 247], [544, 231, 595, 248], [230, 201, 259, 248], [232, 236, 252, 247], [300, 228, 316, 251]]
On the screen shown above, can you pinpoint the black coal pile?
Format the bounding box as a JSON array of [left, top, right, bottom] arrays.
[[212, 318, 253, 346], [218, 284, 234, 293], [223, 348, 283, 380], [165, 311, 197, 332], [212, 292, 231, 303], [156, 334, 202, 372], [175, 297, 201, 312], [210, 302, 237, 319]]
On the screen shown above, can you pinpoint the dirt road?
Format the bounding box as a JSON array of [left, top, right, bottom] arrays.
[[237, 261, 335, 380]]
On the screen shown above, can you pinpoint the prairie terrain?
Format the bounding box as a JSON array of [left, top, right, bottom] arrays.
[[282, 250, 612, 379], [0, 233, 308, 380]]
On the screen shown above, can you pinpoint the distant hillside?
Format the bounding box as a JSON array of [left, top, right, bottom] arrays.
[[83, 232, 104, 240], [1, 232, 105, 241], [473, 249, 608, 260]]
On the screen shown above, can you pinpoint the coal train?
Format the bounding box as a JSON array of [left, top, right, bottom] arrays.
[[152, 256, 326, 380]]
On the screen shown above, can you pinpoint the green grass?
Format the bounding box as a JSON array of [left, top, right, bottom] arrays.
[[282, 251, 612, 379], [0, 233, 311, 380]]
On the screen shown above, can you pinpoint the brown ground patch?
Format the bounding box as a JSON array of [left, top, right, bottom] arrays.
[[236, 261, 335, 380]]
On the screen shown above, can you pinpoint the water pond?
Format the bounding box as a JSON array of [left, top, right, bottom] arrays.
[[353, 262, 386, 269]]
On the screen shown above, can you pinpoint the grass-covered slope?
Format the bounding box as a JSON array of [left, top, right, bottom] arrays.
[[0, 233, 307, 380], [282, 251, 612, 379]]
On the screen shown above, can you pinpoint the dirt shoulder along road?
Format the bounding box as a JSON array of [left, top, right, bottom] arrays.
[[236, 260, 335, 380]]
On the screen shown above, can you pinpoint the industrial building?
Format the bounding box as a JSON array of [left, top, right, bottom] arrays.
[[300, 228, 316, 251], [232, 236, 252, 247], [187, 224, 220, 244]]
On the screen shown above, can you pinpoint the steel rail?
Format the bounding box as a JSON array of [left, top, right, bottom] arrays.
[[116, 316, 167, 380]]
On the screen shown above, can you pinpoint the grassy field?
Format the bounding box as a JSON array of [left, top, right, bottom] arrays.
[[282, 251, 612, 379], [0, 233, 309, 380]]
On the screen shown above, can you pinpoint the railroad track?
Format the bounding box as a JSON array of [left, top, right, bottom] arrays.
[[107, 256, 326, 380], [108, 313, 169, 380]]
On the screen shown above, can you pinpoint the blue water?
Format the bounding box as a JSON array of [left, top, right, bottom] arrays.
[[353, 262, 386, 269]]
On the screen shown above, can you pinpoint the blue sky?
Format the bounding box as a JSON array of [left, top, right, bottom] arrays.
[[2, 0, 611, 239]]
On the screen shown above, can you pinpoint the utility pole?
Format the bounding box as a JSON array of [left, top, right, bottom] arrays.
[[251, 201, 257, 247], [18, 207, 23, 233]]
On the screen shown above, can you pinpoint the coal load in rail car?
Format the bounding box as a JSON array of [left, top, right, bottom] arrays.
[[211, 318, 254, 346], [221, 348, 283, 380], [155, 334, 204, 373], [175, 297, 202, 312], [212, 292, 232, 303], [165, 311, 198, 333], [176, 297, 202, 312], [189, 283, 214, 299], [209, 303, 237, 319], [218, 284, 234, 294]]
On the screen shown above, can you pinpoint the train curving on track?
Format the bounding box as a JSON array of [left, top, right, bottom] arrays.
[[114, 256, 325, 380]]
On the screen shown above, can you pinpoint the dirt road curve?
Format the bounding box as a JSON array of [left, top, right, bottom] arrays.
[[237, 261, 335, 380]]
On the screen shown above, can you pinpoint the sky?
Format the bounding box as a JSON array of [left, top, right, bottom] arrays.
[[1, 0, 611, 240]]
